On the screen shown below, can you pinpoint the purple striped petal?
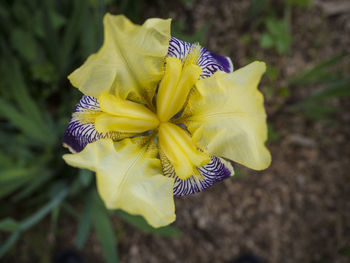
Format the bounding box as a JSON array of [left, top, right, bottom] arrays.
[[62, 96, 131, 153], [161, 154, 234, 196], [167, 36, 233, 78]]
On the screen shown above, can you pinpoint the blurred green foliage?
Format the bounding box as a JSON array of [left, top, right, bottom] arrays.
[[0, 0, 182, 261], [1, 0, 348, 261], [248, 0, 312, 54], [288, 54, 350, 120], [116, 210, 183, 236], [172, 21, 211, 45], [248, 0, 349, 143], [260, 17, 292, 54]]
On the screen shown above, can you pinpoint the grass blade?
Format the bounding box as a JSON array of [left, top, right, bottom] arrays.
[[76, 190, 93, 249], [91, 191, 119, 263], [0, 55, 52, 140], [20, 187, 68, 230], [0, 167, 38, 199], [117, 210, 182, 237], [0, 232, 20, 258], [0, 218, 19, 232], [12, 171, 55, 202], [0, 98, 48, 143], [290, 53, 348, 86], [310, 77, 350, 100]]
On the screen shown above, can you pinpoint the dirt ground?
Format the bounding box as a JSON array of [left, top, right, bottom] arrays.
[[4, 0, 350, 263], [112, 1, 350, 262]]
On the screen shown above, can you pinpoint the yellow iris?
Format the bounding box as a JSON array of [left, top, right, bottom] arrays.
[[63, 14, 271, 228], [90, 54, 210, 180]]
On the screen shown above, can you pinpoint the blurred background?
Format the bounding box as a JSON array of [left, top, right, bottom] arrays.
[[0, 0, 349, 262]]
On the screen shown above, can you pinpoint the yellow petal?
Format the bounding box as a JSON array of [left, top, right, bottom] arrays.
[[68, 14, 171, 106], [63, 138, 175, 228], [158, 122, 210, 180], [95, 93, 159, 133], [183, 61, 271, 170], [156, 57, 182, 122], [99, 93, 157, 120], [156, 57, 202, 122], [94, 114, 159, 134]]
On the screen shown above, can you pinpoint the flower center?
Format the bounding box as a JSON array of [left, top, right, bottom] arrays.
[[93, 47, 210, 179], [156, 56, 202, 122]]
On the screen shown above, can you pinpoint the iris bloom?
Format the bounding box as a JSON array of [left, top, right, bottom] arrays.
[[63, 14, 271, 227]]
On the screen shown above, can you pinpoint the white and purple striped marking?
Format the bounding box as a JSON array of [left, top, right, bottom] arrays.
[[62, 96, 117, 153], [167, 37, 233, 78], [162, 155, 233, 196]]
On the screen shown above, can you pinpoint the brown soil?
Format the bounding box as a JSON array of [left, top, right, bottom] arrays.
[[115, 1, 350, 262], [3, 1, 350, 263]]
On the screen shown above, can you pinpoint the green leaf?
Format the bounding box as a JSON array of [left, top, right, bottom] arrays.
[[260, 33, 274, 48], [287, 54, 350, 120], [79, 169, 93, 188], [115, 0, 144, 24], [266, 18, 281, 36], [0, 188, 67, 258], [79, 1, 104, 57], [289, 54, 348, 86], [0, 167, 37, 183], [267, 123, 280, 144], [287, 0, 311, 8], [51, 10, 66, 30], [248, 0, 269, 19], [51, 206, 61, 234], [0, 151, 12, 169], [61, 0, 90, 72], [172, 21, 210, 45], [0, 98, 47, 143], [12, 171, 55, 202], [276, 36, 291, 54], [76, 191, 93, 249], [0, 4, 9, 21], [0, 56, 55, 144], [0, 167, 38, 199], [62, 203, 80, 218], [310, 78, 350, 100], [31, 62, 56, 83], [0, 232, 20, 258], [20, 187, 68, 230], [261, 17, 291, 54], [69, 170, 93, 196], [288, 101, 337, 120], [91, 191, 119, 263], [338, 246, 350, 257], [10, 28, 37, 62], [233, 169, 246, 178], [0, 218, 19, 232], [266, 65, 280, 81], [117, 210, 182, 237], [11, 28, 37, 62], [279, 86, 291, 98]]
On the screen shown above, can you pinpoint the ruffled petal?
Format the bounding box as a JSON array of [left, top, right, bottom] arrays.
[[62, 96, 133, 153], [160, 152, 234, 196], [63, 137, 176, 228], [182, 62, 271, 170], [68, 14, 171, 106], [167, 37, 233, 78]]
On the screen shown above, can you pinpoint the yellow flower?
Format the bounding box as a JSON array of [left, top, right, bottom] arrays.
[[62, 14, 271, 228]]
